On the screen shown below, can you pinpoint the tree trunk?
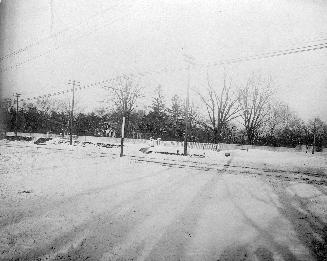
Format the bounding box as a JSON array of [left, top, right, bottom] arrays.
[[247, 128, 255, 145]]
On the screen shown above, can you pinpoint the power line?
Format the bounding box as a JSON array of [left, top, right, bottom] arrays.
[[0, 1, 130, 62], [2, 33, 327, 76], [18, 80, 115, 102], [14, 73, 131, 102], [7, 57, 327, 104], [0, 17, 127, 74], [2, 1, 327, 65], [4, 38, 327, 103], [0, 2, 136, 73], [205, 41, 327, 68], [13, 63, 180, 102], [1, 3, 327, 74]]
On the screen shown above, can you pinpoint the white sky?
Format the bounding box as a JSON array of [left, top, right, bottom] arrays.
[[1, 0, 327, 121]]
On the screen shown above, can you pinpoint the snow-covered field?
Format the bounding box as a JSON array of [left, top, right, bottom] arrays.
[[0, 139, 327, 261]]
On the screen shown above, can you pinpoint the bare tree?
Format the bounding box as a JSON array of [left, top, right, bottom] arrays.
[[36, 96, 82, 115], [32, 97, 79, 134], [197, 72, 241, 142], [111, 75, 142, 115], [151, 85, 166, 114], [106, 74, 143, 133], [238, 74, 274, 144], [264, 100, 293, 137], [308, 117, 326, 153], [0, 98, 13, 135]]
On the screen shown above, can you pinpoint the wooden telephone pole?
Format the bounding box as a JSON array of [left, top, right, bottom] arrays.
[[312, 118, 316, 154], [68, 80, 80, 145], [14, 93, 21, 137], [120, 117, 125, 157], [184, 64, 190, 155], [183, 54, 195, 156]]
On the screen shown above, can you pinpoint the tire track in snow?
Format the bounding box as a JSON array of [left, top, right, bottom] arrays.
[[45, 168, 201, 261], [98, 170, 215, 261], [0, 166, 183, 260], [143, 173, 225, 260]]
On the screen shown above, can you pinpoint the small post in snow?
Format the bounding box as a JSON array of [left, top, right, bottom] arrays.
[[120, 117, 125, 157]]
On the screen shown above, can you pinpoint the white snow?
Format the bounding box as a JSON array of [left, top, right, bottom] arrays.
[[0, 139, 326, 260]]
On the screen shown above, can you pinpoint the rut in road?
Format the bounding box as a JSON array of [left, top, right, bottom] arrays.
[[40, 169, 219, 260]]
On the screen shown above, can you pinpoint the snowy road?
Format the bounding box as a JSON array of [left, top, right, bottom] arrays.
[[1, 141, 327, 260]]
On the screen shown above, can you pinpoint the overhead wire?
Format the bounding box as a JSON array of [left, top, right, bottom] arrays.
[[3, 28, 327, 102], [2, 31, 327, 74], [14, 58, 327, 103], [0, 1, 134, 73], [15, 62, 185, 102], [1, 2, 327, 74], [8, 53, 327, 103], [0, 1, 130, 62], [205, 41, 327, 68]]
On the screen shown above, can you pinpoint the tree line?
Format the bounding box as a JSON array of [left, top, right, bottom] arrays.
[[1, 73, 326, 150]]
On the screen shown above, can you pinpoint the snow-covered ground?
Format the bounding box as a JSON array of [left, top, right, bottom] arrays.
[[0, 139, 327, 260]]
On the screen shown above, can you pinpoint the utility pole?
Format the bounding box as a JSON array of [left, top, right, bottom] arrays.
[[183, 54, 195, 156], [68, 80, 80, 145], [184, 64, 190, 155], [120, 116, 125, 157], [312, 118, 316, 154], [14, 93, 21, 137]]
